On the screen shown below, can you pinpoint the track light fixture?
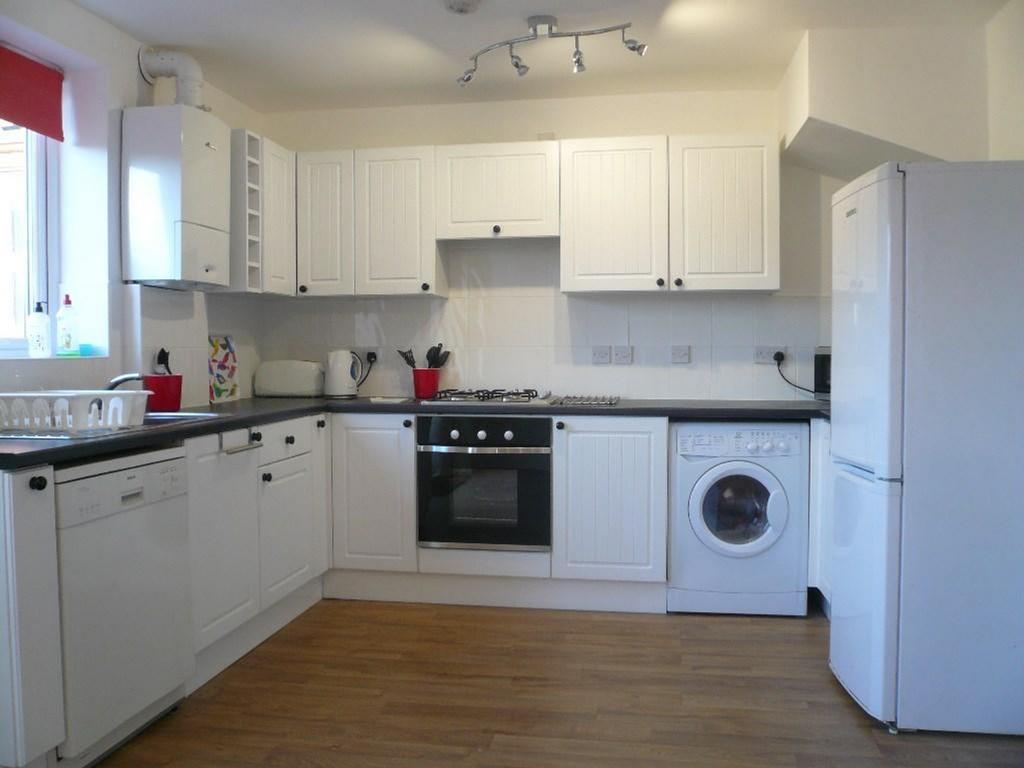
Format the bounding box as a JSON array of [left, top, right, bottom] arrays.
[[455, 14, 646, 86], [509, 45, 529, 77]]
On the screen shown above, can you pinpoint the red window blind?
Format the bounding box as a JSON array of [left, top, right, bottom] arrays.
[[0, 45, 64, 141]]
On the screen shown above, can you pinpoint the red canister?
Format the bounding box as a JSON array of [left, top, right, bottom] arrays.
[[142, 374, 183, 411], [412, 368, 441, 400]]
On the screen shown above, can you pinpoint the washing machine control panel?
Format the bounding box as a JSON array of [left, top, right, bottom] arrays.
[[678, 429, 801, 457]]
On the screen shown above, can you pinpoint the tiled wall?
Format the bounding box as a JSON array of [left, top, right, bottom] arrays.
[[242, 240, 827, 401]]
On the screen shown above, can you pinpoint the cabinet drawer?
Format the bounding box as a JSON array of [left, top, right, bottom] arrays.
[[257, 417, 312, 466]]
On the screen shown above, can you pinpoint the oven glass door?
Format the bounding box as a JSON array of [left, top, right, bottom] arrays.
[[418, 451, 551, 549]]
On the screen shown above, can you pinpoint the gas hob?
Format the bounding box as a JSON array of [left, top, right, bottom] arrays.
[[422, 390, 620, 407]]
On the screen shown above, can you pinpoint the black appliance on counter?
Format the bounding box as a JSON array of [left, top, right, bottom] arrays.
[[814, 346, 831, 398], [417, 415, 551, 551]]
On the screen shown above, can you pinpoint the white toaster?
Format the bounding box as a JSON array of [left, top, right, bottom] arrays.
[[254, 360, 325, 397]]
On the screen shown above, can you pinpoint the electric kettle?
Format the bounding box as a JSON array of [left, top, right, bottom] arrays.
[[326, 349, 364, 399]]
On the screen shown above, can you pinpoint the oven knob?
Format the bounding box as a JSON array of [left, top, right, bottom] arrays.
[[449, 429, 460, 440], [746, 442, 759, 453], [477, 430, 487, 440], [504, 430, 514, 441], [776, 441, 787, 451], [762, 441, 774, 453]]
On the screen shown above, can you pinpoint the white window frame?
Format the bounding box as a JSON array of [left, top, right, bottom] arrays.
[[0, 127, 52, 356]]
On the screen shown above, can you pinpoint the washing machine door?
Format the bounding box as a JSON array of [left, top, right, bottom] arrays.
[[689, 461, 788, 558]]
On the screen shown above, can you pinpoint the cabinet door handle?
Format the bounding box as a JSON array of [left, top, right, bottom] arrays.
[[262, 472, 273, 482], [285, 435, 296, 445], [316, 419, 326, 428], [555, 421, 565, 430], [251, 431, 263, 442], [421, 282, 430, 292], [299, 285, 308, 293], [492, 224, 501, 234], [28, 475, 48, 491], [674, 278, 683, 287], [225, 442, 261, 455], [656, 278, 665, 287], [403, 419, 413, 428]]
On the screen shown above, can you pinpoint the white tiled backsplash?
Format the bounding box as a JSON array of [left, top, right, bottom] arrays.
[[195, 240, 829, 403]]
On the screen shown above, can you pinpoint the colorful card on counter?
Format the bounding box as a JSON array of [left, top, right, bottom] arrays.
[[209, 334, 239, 403]]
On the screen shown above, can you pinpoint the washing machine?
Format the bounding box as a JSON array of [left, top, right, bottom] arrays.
[[668, 422, 808, 616]]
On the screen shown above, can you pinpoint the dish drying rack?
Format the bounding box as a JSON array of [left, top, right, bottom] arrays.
[[0, 390, 152, 436]]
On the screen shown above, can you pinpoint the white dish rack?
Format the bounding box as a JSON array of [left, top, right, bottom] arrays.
[[0, 390, 152, 435]]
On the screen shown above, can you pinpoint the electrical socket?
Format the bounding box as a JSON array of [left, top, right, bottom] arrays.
[[671, 345, 692, 364], [591, 345, 611, 365], [612, 345, 633, 365], [754, 346, 787, 364]]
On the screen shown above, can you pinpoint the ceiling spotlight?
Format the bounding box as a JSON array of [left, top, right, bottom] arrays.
[[571, 36, 585, 74], [624, 37, 648, 56], [509, 45, 529, 77], [457, 58, 478, 87]]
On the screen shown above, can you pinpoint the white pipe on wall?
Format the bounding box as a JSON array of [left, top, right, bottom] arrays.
[[138, 47, 205, 108]]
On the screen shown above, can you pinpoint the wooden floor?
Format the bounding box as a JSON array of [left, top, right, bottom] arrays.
[[101, 600, 1024, 768]]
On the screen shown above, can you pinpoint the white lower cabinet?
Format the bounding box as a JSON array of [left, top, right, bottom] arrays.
[[310, 414, 332, 577], [258, 453, 314, 608], [552, 416, 668, 582], [808, 418, 835, 603], [0, 466, 64, 768], [332, 413, 418, 572], [186, 431, 260, 651]]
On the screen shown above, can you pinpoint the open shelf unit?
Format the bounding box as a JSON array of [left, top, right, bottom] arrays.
[[230, 129, 264, 293]]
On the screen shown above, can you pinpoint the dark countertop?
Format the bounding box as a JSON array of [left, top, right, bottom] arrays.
[[0, 396, 829, 470]]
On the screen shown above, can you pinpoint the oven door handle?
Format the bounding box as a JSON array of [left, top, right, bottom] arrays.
[[416, 445, 551, 455]]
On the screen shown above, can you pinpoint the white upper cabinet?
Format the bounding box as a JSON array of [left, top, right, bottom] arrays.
[[669, 135, 779, 291], [122, 105, 230, 288], [354, 146, 442, 296], [560, 136, 669, 292], [260, 137, 297, 296], [436, 141, 559, 239], [552, 416, 668, 582], [297, 151, 355, 296]]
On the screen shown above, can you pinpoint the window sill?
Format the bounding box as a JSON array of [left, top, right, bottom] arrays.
[[0, 350, 109, 361]]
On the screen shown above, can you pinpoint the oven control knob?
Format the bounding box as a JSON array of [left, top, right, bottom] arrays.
[[504, 430, 514, 441], [746, 442, 758, 453], [762, 441, 774, 453], [776, 441, 787, 451], [449, 429, 460, 440], [477, 430, 487, 440]]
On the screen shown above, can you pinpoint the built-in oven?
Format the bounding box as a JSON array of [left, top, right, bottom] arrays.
[[417, 415, 551, 551]]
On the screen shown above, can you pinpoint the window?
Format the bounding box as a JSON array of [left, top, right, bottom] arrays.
[[0, 118, 47, 352]]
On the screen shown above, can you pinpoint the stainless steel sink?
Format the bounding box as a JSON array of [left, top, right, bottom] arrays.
[[142, 412, 220, 425]]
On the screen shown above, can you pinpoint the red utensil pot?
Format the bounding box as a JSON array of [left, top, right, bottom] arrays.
[[143, 374, 183, 411], [412, 368, 441, 400]]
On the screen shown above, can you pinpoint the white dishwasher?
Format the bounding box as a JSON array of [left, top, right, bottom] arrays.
[[55, 446, 194, 760]]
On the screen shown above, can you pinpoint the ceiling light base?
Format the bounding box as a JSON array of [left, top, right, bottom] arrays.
[[527, 15, 558, 36]]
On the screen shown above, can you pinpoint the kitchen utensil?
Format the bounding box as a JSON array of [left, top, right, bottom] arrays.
[[398, 348, 416, 368], [326, 349, 364, 399], [426, 343, 443, 368], [413, 368, 441, 399], [436, 350, 450, 368], [155, 347, 173, 375]]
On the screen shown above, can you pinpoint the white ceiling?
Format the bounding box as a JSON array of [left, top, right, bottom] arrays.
[[73, 0, 1007, 113]]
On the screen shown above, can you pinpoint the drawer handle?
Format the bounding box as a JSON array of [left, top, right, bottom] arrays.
[[262, 472, 273, 483], [285, 435, 296, 445], [204, 141, 218, 151], [421, 282, 430, 292], [674, 278, 683, 287], [316, 419, 327, 428], [555, 421, 565, 430], [656, 277, 665, 287], [403, 419, 413, 428], [251, 431, 263, 442], [492, 224, 501, 234], [28, 475, 48, 491], [225, 442, 261, 455], [299, 285, 308, 294]]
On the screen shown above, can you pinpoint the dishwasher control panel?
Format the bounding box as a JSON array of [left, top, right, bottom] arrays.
[[56, 457, 187, 529]]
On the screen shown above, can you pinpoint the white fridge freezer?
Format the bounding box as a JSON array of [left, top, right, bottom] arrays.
[[828, 161, 1024, 735]]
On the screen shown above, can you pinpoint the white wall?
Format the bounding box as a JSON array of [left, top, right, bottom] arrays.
[[987, 0, 1024, 160]]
